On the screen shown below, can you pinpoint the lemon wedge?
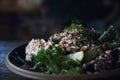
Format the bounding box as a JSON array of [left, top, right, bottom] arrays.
[[68, 51, 84, 61]]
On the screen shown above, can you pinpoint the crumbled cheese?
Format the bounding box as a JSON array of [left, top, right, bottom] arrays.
[[25, 39, 46, 61]]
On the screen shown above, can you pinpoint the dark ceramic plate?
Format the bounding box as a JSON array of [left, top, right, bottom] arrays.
[[5, 43, 120, 80]]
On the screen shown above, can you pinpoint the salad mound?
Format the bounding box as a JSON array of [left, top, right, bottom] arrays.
[[25, 22, 120, 75]]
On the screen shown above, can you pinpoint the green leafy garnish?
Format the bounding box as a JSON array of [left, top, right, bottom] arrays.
[[83, 46, 100, 62], [34, 46, 82, 75], [51, 35, 58, 43], [99, 25, 120, 43], [64, 20, 83, 32]]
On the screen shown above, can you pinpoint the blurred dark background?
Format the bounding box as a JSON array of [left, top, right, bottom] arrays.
[[0, 0, 120, 41]]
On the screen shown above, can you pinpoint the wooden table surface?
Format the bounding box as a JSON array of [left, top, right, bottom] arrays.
[[0, 42, 120, 80]]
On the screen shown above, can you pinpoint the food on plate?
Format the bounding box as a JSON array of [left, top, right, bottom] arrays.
[[25, 22, 120, 75]]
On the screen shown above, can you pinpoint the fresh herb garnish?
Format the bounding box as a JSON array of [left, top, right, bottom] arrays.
[[64, 20, 83, 32], [34, 46, 82, 75]]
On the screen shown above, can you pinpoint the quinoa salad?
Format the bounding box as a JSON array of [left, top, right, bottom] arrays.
[[25, 22, 120, 75]]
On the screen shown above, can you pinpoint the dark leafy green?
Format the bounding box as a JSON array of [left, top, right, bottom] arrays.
[[99, 25, 120, 43], [83, 46, 100, 62]]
